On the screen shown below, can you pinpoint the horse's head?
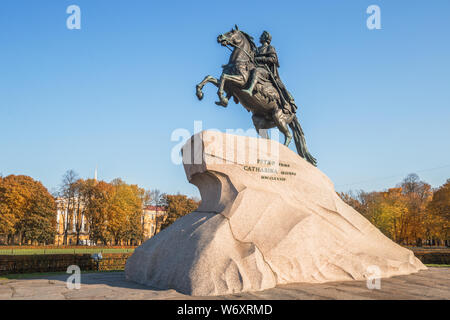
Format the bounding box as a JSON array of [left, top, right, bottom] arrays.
[[217, 25, 255, 52]]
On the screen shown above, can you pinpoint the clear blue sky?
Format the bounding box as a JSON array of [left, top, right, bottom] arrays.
[[1, 0, 449, 197]]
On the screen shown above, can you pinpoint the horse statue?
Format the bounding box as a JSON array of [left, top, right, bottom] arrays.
[[195, 26, 317, 166]]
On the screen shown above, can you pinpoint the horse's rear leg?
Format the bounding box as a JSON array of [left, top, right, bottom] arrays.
[[273, 109, 292, 146], [196, 75, 219, 100]]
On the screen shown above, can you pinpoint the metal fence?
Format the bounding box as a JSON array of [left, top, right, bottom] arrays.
[[0, 255, 131, 276], [0, 248, 135, 256]]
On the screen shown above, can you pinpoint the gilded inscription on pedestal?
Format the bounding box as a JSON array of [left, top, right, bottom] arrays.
[[242, 159, 296, 182]]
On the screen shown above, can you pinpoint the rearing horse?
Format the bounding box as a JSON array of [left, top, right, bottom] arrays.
[[195, 26, 317, 166]]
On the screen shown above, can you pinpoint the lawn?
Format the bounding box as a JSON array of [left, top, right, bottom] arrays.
[[425, 264, 450, 268]]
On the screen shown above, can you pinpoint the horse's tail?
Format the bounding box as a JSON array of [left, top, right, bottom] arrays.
[[289, 115, 317, 166]]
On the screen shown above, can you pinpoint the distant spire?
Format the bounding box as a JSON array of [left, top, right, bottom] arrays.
[[94, 166, 98, 182]]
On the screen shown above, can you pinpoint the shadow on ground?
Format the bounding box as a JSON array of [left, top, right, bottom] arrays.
[[0, 268, 449, 300]]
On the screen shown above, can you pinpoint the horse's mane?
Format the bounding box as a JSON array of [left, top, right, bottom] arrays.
[[239, 31, 257, 53]]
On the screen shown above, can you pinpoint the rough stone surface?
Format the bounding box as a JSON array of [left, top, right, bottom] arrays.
[[125, 131, 426, 296]]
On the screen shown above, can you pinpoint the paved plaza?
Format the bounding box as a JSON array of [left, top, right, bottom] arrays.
[[0, 268, 448, 300]]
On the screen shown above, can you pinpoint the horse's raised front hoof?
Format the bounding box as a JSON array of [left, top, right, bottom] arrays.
[[215, 98, 228, 107], [196, 87, 204, 100]]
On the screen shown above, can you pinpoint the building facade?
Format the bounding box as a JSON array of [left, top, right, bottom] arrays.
[[55, 198, 91, 245], [142, 206, 168, 240], [55, 199, 167, 246]]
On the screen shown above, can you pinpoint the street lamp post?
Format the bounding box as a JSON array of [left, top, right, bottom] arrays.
[[91, 252, 103, 271]]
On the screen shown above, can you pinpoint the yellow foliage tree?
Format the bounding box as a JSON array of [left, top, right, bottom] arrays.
[[160, 194, 200, 230], [82, 180, 113, 245], [107, 179, 145, 245], [339, 174, 444, 246], [0, 175, 56, 245], [427, 179, 450, 245]]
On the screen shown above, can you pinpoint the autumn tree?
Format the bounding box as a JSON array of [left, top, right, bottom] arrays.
[[160, 194, 200, 230], [0, 178, 20, 241], [58, 170, 79, 245], [62, 177, 148, 246], [427, 179, 450, 245], [106, 179, 145, 245], [122, 183, 147, 245], [0, 175, 56, 245], [378, 188, 410, 242], [81, 180, 113, 245], [21, 182, 57, 245], [339, 190, 387, 231], [397, 174, 432, 245], [71, 179, 94, 245], [340, 174, 442, 246], [145, 189, 168, 234], [339, 190, 368, 216]]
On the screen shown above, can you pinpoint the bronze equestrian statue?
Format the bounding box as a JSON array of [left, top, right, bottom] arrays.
[[195, 26, 317, 166]]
